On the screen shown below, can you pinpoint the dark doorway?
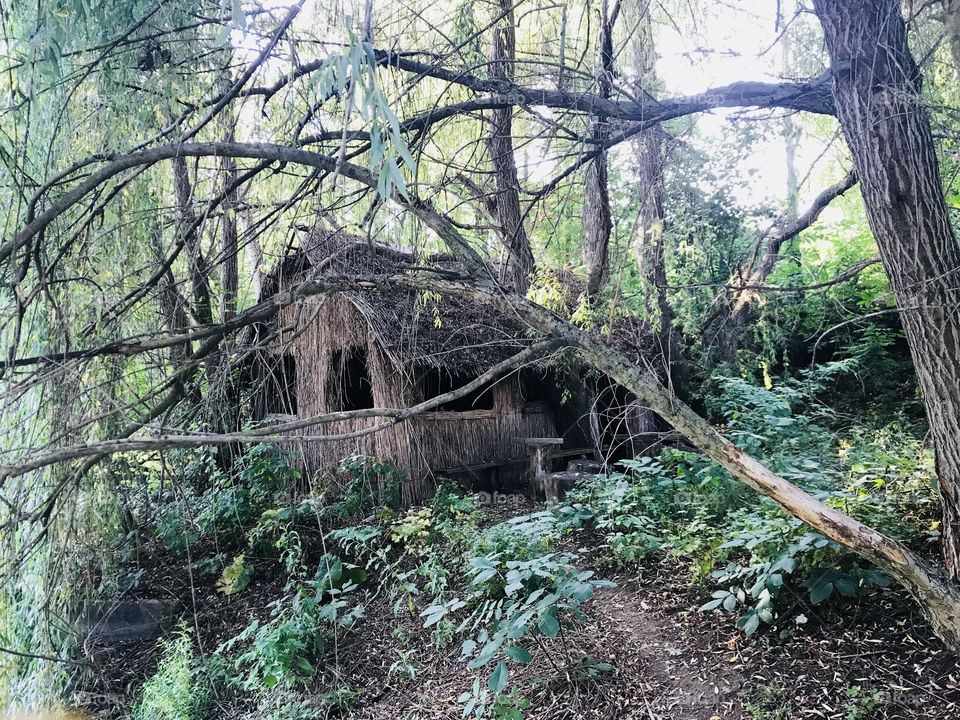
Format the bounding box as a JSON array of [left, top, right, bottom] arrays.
[[421, 369, 495, 411], [330, 347, 375, 410], [519, 367, 559, 405]]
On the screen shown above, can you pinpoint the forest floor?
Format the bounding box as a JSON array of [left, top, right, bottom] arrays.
[[76, 500, 960, 720]]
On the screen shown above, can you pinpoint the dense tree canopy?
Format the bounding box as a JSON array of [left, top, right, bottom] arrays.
[[3, 0, 960, 715]]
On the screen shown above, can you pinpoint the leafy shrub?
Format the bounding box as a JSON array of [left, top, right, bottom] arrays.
[[156, 503, 198, 555], [430, 480, 483, 548], [196, 444, 298, 536], [327, 524, 383, 564], [697, 506, 890, 635], [133, 625, 206, 720], [431, 479, 481, 522], [334, 454, 404, 517], [560, 462, 662, 565], [389, 507, 434, 548], [490, 692, 532, 720], [470, 512, 558, 563], [422, 532, 613, 716], [843, 685, 887, 720], [555, 370, 939, 638], [217, 555, 253, 595], [323, 685, 361, 711], [218, 554, 364, 690], [148, 444, 299, 555]]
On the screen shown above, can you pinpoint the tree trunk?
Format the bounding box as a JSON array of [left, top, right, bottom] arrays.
[[487, 0, 535, 292], [171, 155, 213, 326], [215, 84, 241, 470], [583, 0, 616, 298], [814, 0, 960, 579], [633, 127, 683, 377], [627, 7, 683, 389], [243, 201, 263, 300], [943, 0, 960, 73], [220, 155, 239, 323], [148, 223, 191, 364]]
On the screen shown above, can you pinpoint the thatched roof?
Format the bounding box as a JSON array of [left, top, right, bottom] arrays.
[[269, 228, 543, 372], [268, 225, 662, 375]]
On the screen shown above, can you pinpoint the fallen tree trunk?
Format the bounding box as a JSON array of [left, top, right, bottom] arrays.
[[497, 292, 960, 652]]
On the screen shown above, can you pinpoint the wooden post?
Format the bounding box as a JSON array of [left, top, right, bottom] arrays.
[[519, 437, 564, 499]]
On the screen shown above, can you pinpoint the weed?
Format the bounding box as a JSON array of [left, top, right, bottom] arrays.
[[844, 685, 887, 720], [133, 624, 206, 720]]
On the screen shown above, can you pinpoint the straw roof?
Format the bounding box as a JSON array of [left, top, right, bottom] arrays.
[[269, 228, 542, 372], [268, 225, 662, 375]]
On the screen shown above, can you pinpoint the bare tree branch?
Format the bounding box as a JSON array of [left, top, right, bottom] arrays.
[[0, 338, 561, 481]]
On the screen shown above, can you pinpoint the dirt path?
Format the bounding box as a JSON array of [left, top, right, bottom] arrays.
[[582, 584, 745, 719]]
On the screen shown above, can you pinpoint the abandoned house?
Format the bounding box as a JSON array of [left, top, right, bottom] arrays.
[[251, 229, 659, 505]]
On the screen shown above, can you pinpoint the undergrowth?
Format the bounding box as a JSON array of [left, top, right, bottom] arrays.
[[133, 625, 207, 720], [82, 362, 940, 719], [557, 366, 939, 638]]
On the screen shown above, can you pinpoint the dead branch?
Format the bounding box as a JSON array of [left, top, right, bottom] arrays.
[[0, 339, 561, 481]]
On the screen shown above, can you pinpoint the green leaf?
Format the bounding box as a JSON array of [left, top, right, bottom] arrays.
[[468, 637, 504, 669], [698, 598, 724, 612], [216, 555, 252, 595], [809, 581, 834, 605], [740, 612, 760, 636], [461, 639, 478, 657], [568, 581, 595, 603], [834, 574, 858, 598], [488, 661, 509, 693], [505, 646, 532, 663], [537, 609, 559, 638]]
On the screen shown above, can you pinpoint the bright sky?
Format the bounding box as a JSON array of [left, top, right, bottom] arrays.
[[653, 0, 844, 217], [237, 0, 847, 223]]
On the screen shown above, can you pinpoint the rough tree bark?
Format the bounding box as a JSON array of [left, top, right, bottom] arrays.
[[148, 224, 191, 364], [220, 147, 239, 321], [943, 0, 960, 73], [213, 82, 242, 470], [243, 201, 264, 301], [814, 0, 960, 579], [487, 0, 536, 292], [627, 5, 683, 388], [582, 0, 618, 298]]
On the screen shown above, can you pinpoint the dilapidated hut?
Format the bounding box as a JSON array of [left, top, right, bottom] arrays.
[[252, 229, 598, 504]]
